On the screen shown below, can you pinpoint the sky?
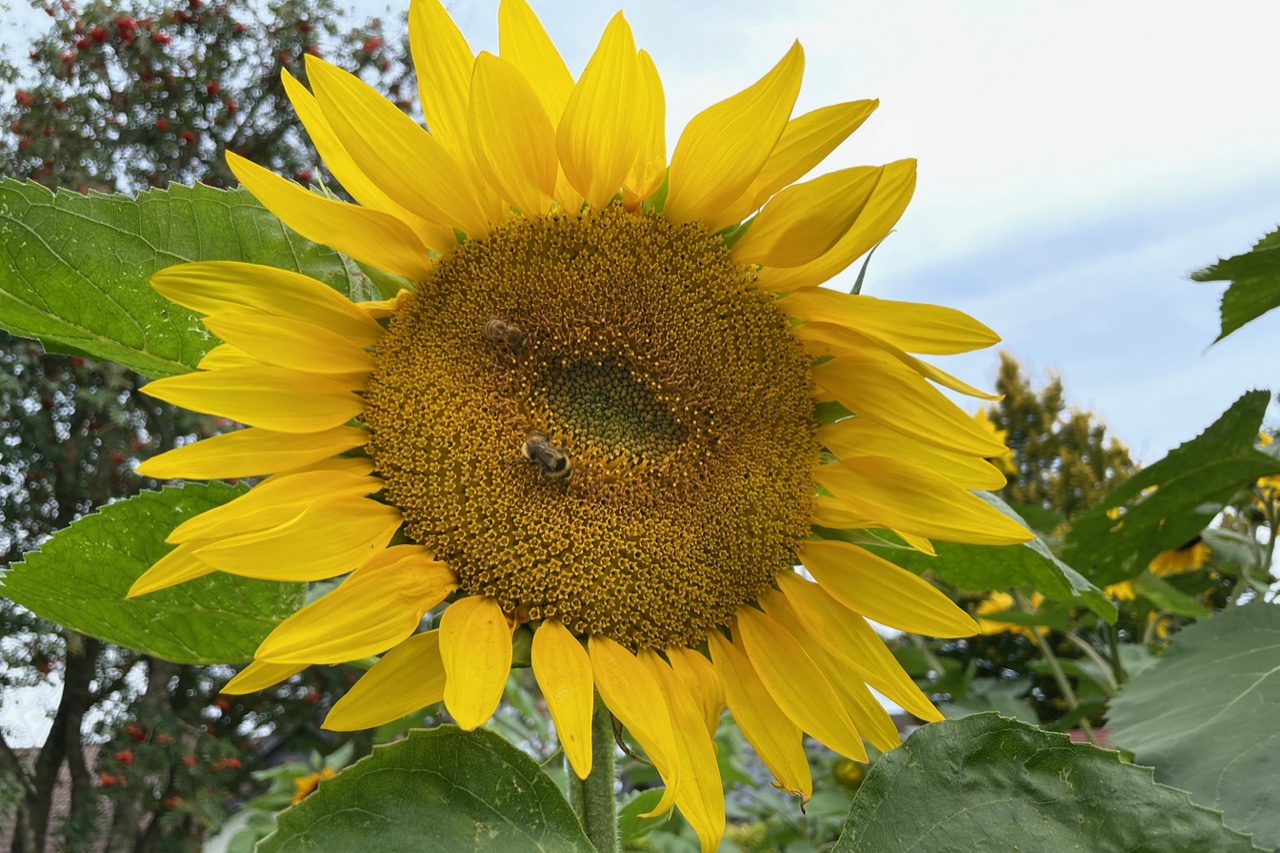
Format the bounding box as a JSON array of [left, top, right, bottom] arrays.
[[3, 1, 1280, 742]]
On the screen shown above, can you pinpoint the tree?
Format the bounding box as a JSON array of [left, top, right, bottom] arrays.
[[987, 351, 1137, 522], [0, 1, 410, 849]]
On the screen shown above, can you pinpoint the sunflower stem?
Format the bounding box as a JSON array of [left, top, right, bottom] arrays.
[[570, 702, 619, 853]]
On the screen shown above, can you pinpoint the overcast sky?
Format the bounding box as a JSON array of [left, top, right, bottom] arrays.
[[3, 1, 1279, 741]]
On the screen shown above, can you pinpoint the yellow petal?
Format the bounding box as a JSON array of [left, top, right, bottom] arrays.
[[556, 13, 643, 211], [811, 350, 1006, 457], [409, 0, 476, 165], [797, 540, 977, 637], [664, 42, 803, 225], [440, 596, 513, 731], [810, 495, 876, 529], [759, 588, 899, 753], [818, 418, 1007, 492], [710, 99, 879, 231], [259, 455, 375, 482], [324, 630, 447, 730], [193, 497, 402, 581], [135, 426, 368, 480], [254, 546, 456, 664], [732, 166, 881, 268], [760, 579, 940, 722], [127, 541, 216, 597], [756, 158, 916, 291], [498, 0, 573, 125], [152, 261, 385, 346], [202, 314, 375, 377], [622, 50, 666, 209], [468, 52, 557, 216], [531, 619, 595, 780], [896, 530, 938, 557], [226, 152, 433, 282], [589, 635, 681, 815], [141, 367, 364, 434], [640, 650, 725, 853], [706, 629, 812, 800], [797, 321, 1000, 401], [281, 69, 456, 253], [222, 660, 305, 694], [167, 468, 380, 543], [666, 646, 724, 737], [198, 344, 260, 371], [783, 287, 1000, 356], [733, 607, 867, 761], [304, 55, 489, 238], [815, 455, 1033, 546]]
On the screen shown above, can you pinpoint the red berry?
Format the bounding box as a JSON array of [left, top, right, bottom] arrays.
[[205, 81, 219, 95], [178, 130, 195, 144], [150, 32, 170, 45], [294, 168, 312, 184], [163, 796, 182, 808], [213, 698, 231, 711], [90, 26, 107, 42], [298, 20, 312, 32], [182, 755, 196, 767], [232, 20, 245, 34], [15, 90, 33, 108], [224, 97, 238, 114], [115, 750, 133, 765], [306, 44, 320, 57], [75, 36, 91, 51], [154, 117, 169, 132], [98, 772, 115, 786], [362, 36, 383, 52], [9, 121, 20, 132]]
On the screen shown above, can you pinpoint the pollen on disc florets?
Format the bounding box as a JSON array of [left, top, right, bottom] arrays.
[[362, 206, 819, 650]]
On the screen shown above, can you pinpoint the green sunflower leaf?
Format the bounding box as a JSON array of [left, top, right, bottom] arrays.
[[257, 726, 593, 853], [1061, 390, 1280, 585], [1192, 225, 1280, 343], [1108, 602, 1280, 849], [0, 179, 363, 378], [833, 714, 1263, 852], [842, 492, 1116, 621], [0, 482, 304, 664]]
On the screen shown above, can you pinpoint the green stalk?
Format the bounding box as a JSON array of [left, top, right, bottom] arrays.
[[568, 702, 619, 853], [1014, 591, 1097, 745]]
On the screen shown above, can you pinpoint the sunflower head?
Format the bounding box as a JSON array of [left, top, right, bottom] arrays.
[[129, 2, 1031, 849]]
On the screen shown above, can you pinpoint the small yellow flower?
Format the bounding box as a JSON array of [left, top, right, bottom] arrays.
[[1148, 540, 1211, 576], [291, 766, 335, 805], [125, 2, 1032, 848], [974, 591, 1044, 638], [1103, 580, 1136, 602]]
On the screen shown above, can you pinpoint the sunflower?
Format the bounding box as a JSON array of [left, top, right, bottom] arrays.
[[974, 590, 1045, 639], [1147, 538, 1211, 576], [127, 1, 1030, 847]]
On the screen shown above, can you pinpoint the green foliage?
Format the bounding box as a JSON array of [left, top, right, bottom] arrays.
[[0, 179, 365, 377], [1108, 602, 1280, 848], [833, 714, 1262, 852], [1063, 390, 1280, 585], [1, 483, 304, 664], [1192, 226, 1280, 342], [988, 352, 1137, 521], [257, 727, 594, 853], [0, 0, 410, 192]]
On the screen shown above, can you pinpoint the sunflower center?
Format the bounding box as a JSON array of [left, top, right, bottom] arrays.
[[543, 358, 687, 460], [363, 206, 818, 650]]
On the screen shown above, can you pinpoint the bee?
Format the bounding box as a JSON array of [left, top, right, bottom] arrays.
[[483, 318, 527, 352], [522, 432, 571, 480]]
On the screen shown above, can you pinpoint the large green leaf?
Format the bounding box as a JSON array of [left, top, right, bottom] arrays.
[[0, 483, 303, 664], [847, 492, 1116, 621], [834, 714, 1262, 852], [257, 726, 593, 853], [1108, 602, 1280, 848], [1192, 226, 1280, 342], [0, 180, 364, 377], [1062, 390, 1280, 585]]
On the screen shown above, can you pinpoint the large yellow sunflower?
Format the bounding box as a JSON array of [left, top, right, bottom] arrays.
[[128, 1, 1031, 847]]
